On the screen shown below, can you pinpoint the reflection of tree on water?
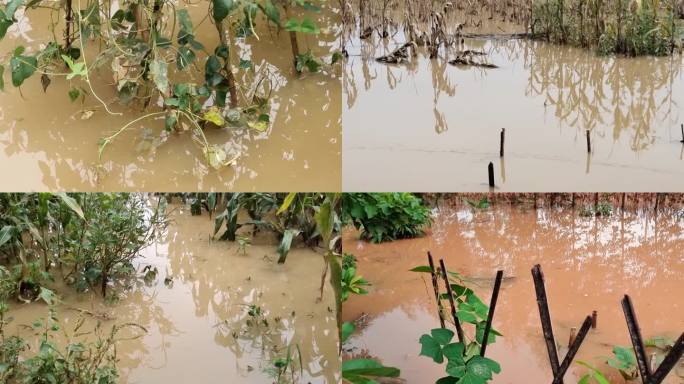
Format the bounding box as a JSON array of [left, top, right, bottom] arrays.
[[509, 39, 682, 151], [162, 220, 336, 383]]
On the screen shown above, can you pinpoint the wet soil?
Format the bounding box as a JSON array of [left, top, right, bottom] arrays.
[[342, 203, 684, 383], [6, 205, 339, 383]]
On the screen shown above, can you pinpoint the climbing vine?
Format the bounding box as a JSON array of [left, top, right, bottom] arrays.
[[0, 0, 340, 169]]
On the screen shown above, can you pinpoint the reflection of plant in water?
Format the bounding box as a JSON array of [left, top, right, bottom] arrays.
[[519, 38, 682, 150], [264, 344, 303, 384], [0, 0, 337, 170]]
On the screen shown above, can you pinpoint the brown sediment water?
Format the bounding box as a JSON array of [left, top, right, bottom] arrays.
[[0, 5, 341, 191], [343, 32, 684, 191], [342, 204, 684, 383], [5, 205, 339, 383]]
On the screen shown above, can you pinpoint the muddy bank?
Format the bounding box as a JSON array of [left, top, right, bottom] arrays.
[[0, 5, 341, 191], [5, 206, 339, 383], [342, 204, 684, 383], [343, 33, 684, 191]]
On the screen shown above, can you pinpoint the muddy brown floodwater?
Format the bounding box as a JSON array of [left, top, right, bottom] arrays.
[[342, 204, 684, 383], [6, 205, 339, 383], [0, 5, 340, 191], [343, 33, 684, 191]]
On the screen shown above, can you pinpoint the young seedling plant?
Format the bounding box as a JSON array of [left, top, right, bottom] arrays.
[[413, 262, 503, 384]]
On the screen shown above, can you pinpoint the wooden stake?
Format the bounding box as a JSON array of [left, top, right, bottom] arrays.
[[531, 264, 563, 382], [568, 327, 577, 347], [680, 123, 684, 143], [622, 295, 652, 382], [439, 259, 465, 343], [480, 270, 504, 357], [591, 310, 597, 329], [586, 130, 591, 153], [499, 128, 505, 157], [427, 252, 446, 329], [488, 162, 495, 188]]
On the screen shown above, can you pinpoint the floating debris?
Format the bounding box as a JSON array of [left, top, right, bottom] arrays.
[[449, 50, 498, 68], [376, 42, 416, 64]]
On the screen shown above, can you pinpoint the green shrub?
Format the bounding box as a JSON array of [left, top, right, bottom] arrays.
[[342, 193, 432, 243]]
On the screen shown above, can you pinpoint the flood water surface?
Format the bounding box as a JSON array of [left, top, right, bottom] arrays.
[[0, 5, 341, 191], [343, 35, 684, 191], [6, 206, 339, 383], [342, 204, 684, 383]]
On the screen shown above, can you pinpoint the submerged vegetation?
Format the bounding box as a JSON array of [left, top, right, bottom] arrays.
[[0, 193, 166, 299], [0, 0, 340, 170], [0, 193, 162, 382], [344, 0, 683, 58]]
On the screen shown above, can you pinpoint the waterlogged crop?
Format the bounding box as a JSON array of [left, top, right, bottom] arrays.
[[413, 266, 503, 384], [0, 193, 166, 298], [342, 193, 432, 243], [0, 0, 339, 170]]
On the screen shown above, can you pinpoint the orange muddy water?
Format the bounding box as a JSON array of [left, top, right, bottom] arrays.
[[0, 5, 341, 191], [6, 205, 339, 383], [343, 33, 684, 191], [342, 203, 684, 383]]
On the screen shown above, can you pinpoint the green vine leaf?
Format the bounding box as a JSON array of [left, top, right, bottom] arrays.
[[61, 55, 86, 80], [212, 0, 236, 23], [10, 49, 37, 87]]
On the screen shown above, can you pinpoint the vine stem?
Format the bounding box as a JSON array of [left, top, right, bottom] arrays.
[[98, 111, 167, 160], [77, 0, 122, 116]]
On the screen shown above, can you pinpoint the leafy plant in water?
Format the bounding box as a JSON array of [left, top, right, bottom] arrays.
[[0, 0, 337, 170], [0, 289, 146, 383], [606, 345, 638, 380], [341, 253, 369, 302], [412, 266, 502, 384], [576, 360, 611, 384], [341, 321, 401, 384], [342, 193, 432, 243]]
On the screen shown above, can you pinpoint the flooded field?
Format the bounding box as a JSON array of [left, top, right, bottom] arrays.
[[0, 5, 341, 191], [342, 202, 684, 383], [343, 35, 684, 191], [5, 205, 339, 383]]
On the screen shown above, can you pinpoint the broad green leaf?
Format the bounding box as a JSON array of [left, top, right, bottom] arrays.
[[431, 328, 455, 345], [55, 192, 85, 220], [442, 342, 465, 363], [277, 192, 297, 215], [212, 0, 236, 23], [0, 225, 14, 247], [61, 54, 86, 80], [341, 321, 355, 343], [409, 265, 433, 273], [10, 52, 37, 87], [342, 358, 400, 378]]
